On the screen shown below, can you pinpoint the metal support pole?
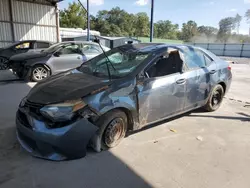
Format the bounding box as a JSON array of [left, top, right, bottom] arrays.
[[55, 4, 60, 42], [150, 0, 154, 42], [8, 0, 15, 42], [87, 0, 90, 41]]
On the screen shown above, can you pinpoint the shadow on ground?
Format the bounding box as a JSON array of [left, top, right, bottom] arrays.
[[0, 80, 153, 188]]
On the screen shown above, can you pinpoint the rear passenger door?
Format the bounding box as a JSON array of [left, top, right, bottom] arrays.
[[50, 44, 84, 73], [182, 47, 215, 110]]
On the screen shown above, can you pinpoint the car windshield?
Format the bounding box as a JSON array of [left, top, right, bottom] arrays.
[[78, 47, 151, 78], [43, 43, 68, 53]]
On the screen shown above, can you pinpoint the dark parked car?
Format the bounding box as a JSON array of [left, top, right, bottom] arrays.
[[8, 41, 109, 82], [16, 43, 232, 160], [0, 40, 52, 70]]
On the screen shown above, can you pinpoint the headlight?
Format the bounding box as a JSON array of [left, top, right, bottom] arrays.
[[40, 99, 86, 122]]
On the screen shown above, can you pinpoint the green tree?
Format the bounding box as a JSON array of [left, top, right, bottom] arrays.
[[59, 2, 86, 28], [197, 26, 218, 42], [217, 17, 236, 42], [234, 14, 242, 34], [155, 20, 179, 39], [181, 20, 198, 42], [135, 12, 150, 37], [245, 9, 250, 23]]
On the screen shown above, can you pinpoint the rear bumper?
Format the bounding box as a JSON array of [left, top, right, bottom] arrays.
[[16, 110, 98, 161], [225, 72, 232, 95]]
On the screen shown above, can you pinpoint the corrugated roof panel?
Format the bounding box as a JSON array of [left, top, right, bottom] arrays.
[[0, 42, 12, 48], [13, 23, 57, 42], [12, 1, 56, 25], [0, 22, 12, 41], [0, 0, 10, 21]]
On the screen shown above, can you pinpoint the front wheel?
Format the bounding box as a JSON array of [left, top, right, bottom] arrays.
[[204, 84, 224, 112], [93, 110, 128, 151], [31, 65, 50, 82]]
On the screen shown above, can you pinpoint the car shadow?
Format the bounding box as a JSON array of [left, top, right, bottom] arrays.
[[238, 112, 250, 118], [128, 111, 192, 136], [0, 80, 154, 188], [0, 69, 24, 83], [188, 114, 250, 122]]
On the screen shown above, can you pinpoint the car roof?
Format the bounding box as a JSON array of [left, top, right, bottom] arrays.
[[117, 43, 197, 54], [60, 41, 100, 45], [18, 40, 52, 43]]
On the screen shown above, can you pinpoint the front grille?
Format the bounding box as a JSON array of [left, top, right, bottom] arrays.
[[17, 110, 32, 129]]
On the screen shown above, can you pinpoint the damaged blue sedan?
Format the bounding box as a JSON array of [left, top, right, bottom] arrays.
[[16, 43, 232, 160]]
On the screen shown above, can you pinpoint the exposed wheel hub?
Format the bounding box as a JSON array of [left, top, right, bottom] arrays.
[[104, 118, 124, 147], [212, 90, 222, 107]]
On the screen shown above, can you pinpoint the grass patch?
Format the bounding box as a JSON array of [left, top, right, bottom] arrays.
[[137, 37, 183, 44]]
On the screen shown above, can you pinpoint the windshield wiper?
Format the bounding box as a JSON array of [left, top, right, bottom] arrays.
[[77, 0, 116, 81]]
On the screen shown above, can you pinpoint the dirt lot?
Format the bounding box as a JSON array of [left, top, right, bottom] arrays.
[[0, 63, 250, 188]]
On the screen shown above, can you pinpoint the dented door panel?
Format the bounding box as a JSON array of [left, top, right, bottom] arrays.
[[137, 73, 185, 126]]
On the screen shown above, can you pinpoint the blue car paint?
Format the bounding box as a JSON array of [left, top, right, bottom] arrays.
[[16, 43, 232, 160]]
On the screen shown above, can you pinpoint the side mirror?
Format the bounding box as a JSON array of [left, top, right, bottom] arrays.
[[54, 51, 61, 57]]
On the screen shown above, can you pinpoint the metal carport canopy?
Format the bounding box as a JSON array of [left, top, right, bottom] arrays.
[[0, 0, 65, 46]]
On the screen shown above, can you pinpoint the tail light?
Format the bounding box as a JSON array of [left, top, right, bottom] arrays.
[[228, 65, 231, 71]]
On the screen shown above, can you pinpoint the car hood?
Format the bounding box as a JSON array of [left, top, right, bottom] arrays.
[[10, 51, 48, 61], [27, 69, 112, 105]]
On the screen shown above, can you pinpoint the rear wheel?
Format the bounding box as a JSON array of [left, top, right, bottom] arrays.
[[31, 65, 50, 82], [0, 56, 8, 70], [204, 84, 224, 112]]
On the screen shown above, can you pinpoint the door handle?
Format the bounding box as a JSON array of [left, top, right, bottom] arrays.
[[77, 56, 81, 60], [210, 70, 217, 74], [176, 79, 186, 84]]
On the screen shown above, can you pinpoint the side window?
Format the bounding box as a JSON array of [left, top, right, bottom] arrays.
[[204, 54, 213, 66], [145, 49, 183, 78], [184, 49, 206, 69], [15, 42, 30, 49], [59, 44, 81, 55], [36, 42, 50, 49], [82, 45, 101, 54]]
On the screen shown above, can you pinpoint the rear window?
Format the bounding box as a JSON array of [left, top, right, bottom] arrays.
[[36, 42, 50, 49]]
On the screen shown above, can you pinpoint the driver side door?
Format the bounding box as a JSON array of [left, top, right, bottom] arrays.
[[137, 50, 186, 126], [49, 44, 84, 73]]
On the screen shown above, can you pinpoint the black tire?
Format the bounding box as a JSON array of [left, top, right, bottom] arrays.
[[31, 65, 50, 82], [0, 56, 9, 70], [95, 110, 128, 150], [204, 84, 224, 112]]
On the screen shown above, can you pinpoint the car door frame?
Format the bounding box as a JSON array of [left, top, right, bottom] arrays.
[[136, 51, 186, 126]]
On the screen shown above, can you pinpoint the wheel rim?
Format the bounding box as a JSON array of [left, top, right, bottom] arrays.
[[33, 67, 48, 80], [211, 89, 223, 108], [104, 118, 125, 147]]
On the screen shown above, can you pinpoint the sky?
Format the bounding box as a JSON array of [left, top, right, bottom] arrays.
[[59, 0, 250, 35]]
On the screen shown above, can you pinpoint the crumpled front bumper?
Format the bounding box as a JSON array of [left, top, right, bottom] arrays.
[[16, 110, 99, 161]]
